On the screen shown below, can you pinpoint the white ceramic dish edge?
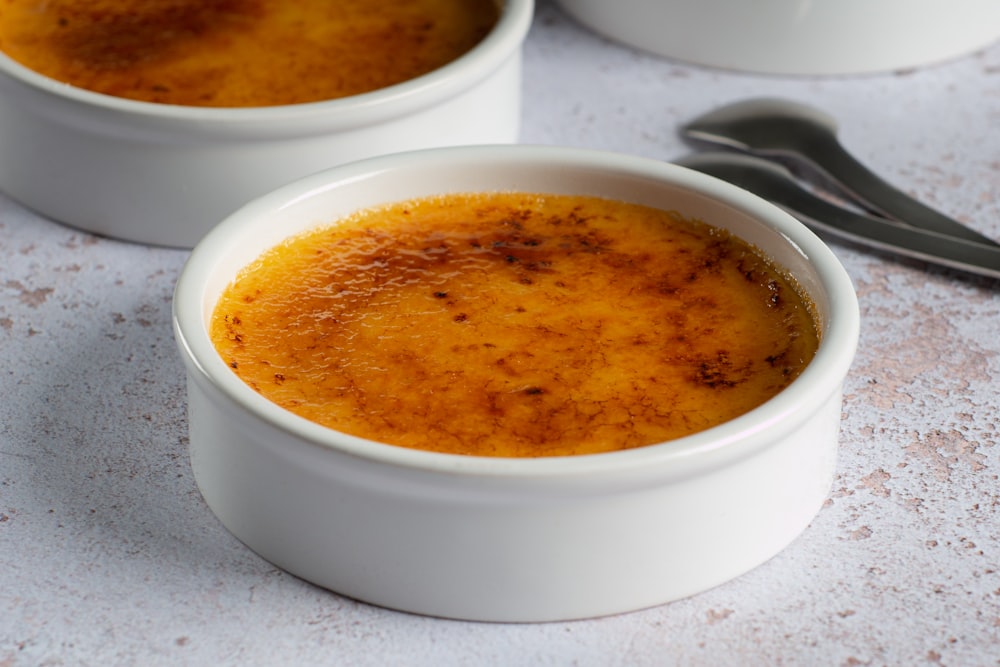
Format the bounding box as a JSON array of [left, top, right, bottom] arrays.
[[556, 0, 1000, 75], [173, 144, 861, 622]]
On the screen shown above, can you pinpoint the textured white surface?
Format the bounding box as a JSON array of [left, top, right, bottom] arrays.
[[2, 1, 999, 664]]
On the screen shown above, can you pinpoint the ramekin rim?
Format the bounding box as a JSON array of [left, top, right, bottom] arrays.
[[172, 144, 860, 478], [0, 0, 533, 125]]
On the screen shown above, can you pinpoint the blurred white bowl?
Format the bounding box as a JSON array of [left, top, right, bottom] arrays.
[[172, 144, 860, 622], [556, 0, 1000, 75], [0, 0, 532, 248]]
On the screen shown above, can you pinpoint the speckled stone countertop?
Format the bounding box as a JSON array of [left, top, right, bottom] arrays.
[[3, 2, 999, 665]]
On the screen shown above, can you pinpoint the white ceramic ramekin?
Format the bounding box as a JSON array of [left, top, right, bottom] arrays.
[[556, 0, 1000, 75], [0, 0, 532, 248], [172, 145, 860, 622]]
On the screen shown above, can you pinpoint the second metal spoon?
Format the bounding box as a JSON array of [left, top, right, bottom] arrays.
[[675, 151, 1000, 281], [682, 98, 999, 248]]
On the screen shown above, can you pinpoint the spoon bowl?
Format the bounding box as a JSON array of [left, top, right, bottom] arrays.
[[682, 98, 999, 248]]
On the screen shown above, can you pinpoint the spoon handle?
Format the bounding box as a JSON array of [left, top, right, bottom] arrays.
[[794, 132, 1000, 248], [676, 152, 1000, 281]]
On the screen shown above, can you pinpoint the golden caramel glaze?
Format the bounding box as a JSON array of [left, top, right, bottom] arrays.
[[210, 193, 820, 457], [0, 0, 499, 107]]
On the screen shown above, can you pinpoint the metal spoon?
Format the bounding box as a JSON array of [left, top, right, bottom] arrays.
[[681, 98, 999, 248], [675, 151, 1000, 281]]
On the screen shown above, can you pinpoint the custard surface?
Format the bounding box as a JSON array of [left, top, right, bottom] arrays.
[[211, 193, 820, 457], [0, 0, 498, 107]]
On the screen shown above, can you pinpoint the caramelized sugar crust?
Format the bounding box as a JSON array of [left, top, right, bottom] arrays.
[[0, 0, 498, 106], [211, 193, 820, 457]]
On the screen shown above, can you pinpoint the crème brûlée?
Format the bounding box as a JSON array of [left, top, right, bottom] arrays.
[[0, 0, 499, 107], [210, 193, 820, 458]]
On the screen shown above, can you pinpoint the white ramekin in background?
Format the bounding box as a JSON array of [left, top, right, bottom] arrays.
[[556, 0, 1000, 75], [0, 0, 532, 248]]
